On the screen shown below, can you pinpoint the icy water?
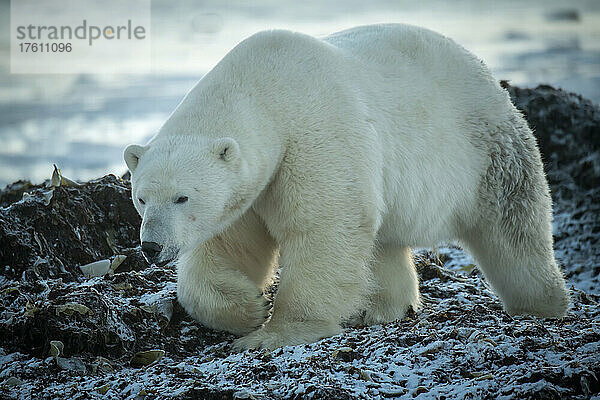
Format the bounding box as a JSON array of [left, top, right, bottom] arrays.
[[0, 0, 599, 186]]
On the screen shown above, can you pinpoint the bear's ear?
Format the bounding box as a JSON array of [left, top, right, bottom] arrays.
[[211, 137, 239, 162], [124, 144, 147, 173]]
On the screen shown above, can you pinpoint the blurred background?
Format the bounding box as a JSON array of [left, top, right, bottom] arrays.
[[0, 0, 599, 186]]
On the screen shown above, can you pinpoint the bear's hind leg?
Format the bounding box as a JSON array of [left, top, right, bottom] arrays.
[[463, 224, 569, 318], [462, 116, 569, 318], [463, 128, 569, 318], [362, 245, 420, 325]]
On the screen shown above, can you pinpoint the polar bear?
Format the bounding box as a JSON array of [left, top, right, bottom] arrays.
[[124, 24, 569, 350]]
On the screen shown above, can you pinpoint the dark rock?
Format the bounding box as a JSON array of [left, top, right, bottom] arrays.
[[0, 180, 35, 208], [0, 175, 142, 281]]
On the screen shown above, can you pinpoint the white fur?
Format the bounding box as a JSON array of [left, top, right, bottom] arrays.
[[124, 24, 569, 350]]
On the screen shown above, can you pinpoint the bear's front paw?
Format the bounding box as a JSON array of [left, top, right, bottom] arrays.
[[220, 294, 271, 335], [232, 320, 342, 351], [179, 290, 270, 336], [232, 326, 286, 351]]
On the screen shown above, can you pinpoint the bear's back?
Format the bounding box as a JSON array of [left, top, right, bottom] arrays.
[[324, 24, 478, 74], [324, 24, 508, 114]]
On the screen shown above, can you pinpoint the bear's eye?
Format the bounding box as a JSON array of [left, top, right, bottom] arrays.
[[138, 198, 145, 205], [175, 196, 188, 204]]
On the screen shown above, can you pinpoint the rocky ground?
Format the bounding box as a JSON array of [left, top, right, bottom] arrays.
[[0, 84, 598, 399]]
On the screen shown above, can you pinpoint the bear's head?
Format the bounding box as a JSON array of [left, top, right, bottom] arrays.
[[124, 135, 247, 266]]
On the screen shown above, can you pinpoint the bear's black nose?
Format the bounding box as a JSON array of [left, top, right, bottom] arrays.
[[141, 241, 162, 262]]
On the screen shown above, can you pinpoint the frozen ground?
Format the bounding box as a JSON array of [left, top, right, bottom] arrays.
[[0, 83, 598, 399], [0, 260, 598, 399]]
